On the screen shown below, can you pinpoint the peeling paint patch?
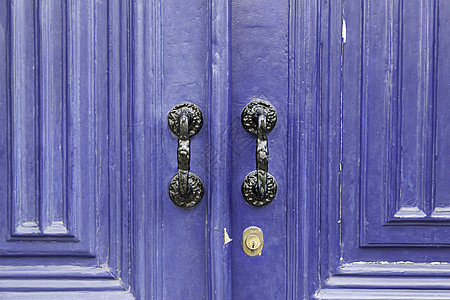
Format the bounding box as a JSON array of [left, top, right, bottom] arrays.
[[224, 228, 232, 245], [342, 19, 347, 44], [343, 261, 450, 266]]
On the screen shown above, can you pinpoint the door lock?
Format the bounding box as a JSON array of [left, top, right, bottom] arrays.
[[242, 226, 264, 256]]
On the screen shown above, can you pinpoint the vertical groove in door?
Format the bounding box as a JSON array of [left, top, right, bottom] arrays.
[[207, 0, 232, 299]]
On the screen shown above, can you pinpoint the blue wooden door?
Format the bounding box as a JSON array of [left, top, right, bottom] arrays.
[[1, 0, 450, 299]]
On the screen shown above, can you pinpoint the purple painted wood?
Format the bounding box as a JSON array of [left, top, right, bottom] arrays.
[[0, 0, 134, 298], [10, 1, 40, 236], [317, 0, 450, 298], [3, 0, 99, 256], [435, 1, 450, 211], [161, 0, 209, 298], [2, 0, 450, 299], [39, 0, 69, 236], [359, 0, 450, 247], [207, 0, 232, 299], [10, 0, 71, 238], [288, 0, 343, 297], [231, 0, 288, 298]]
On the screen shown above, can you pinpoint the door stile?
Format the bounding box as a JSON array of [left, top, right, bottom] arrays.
[[288, 0, 344, 298], [128, 0, 164, 298], [315, 0, 345, 293], [287, 0, 322, 298], [207, 0, 232, 299], [287, 0, 302, 297]]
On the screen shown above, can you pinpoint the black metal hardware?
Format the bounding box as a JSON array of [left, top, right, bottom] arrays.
[[168, 102, 204, 208], [241, 99, 277, 206]]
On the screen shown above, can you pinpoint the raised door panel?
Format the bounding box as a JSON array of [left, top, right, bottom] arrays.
[[360, 0, 450, 246], [306, 0, 450, 298], [3, 0, 95, 256], [0, 0, 135, 297]]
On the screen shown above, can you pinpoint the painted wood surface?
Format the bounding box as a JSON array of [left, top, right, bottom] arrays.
[[230, 0, 289, 298], [1, 0, 450, 299], [316, 0, 450, 298], [0, 0, 133, 298]]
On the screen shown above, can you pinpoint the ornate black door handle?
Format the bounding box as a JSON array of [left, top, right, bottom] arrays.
[[168, 102, 204, 208], [241, 99, 277, 206]]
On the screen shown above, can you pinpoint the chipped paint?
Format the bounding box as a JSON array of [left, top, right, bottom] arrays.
[[343, 261, 450, 266], [224, 228, 232, 245], [342, 19, 347, 43]]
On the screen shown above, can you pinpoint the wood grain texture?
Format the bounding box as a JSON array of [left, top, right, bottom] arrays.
[[287, 0, 343, 298], [39, 0, 69, 236], [3, 0, 98, 255], [313, 0, 450, 298], [0, 0, 133, 296], [230, 0, 289, 298], [316, 263, 450, 299], [3, 0, 450, 298], [359, 0, 450, 247], [10, 0, 40, 236], [207, 0, 232, 299]]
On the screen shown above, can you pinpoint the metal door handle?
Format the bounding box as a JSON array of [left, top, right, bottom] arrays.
[[241, 99, 277, 206], [168, 102, 204, 208]]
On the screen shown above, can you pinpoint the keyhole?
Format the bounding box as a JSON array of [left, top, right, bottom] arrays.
[[242, 227, 263, 256], [245, 234, 261, 250]]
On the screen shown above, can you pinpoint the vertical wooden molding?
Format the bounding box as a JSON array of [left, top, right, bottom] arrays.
[[207, 0, 232, 299], [288, 0, 340, 298], [388, 0, 438, 220], [107, 0, 132, 290], [127, 0, 163, 298], [433, 0, 450, 216], [287, 0, 300, 297], [40, 0, 69, 235], [10, 0, 41, 236], [293, 0, 343, 297]]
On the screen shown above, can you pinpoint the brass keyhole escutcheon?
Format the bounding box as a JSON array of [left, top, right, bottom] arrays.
[[242, 226, 264, 256]]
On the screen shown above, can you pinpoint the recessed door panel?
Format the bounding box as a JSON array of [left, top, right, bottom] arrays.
[[0, 0, 132, 298]]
